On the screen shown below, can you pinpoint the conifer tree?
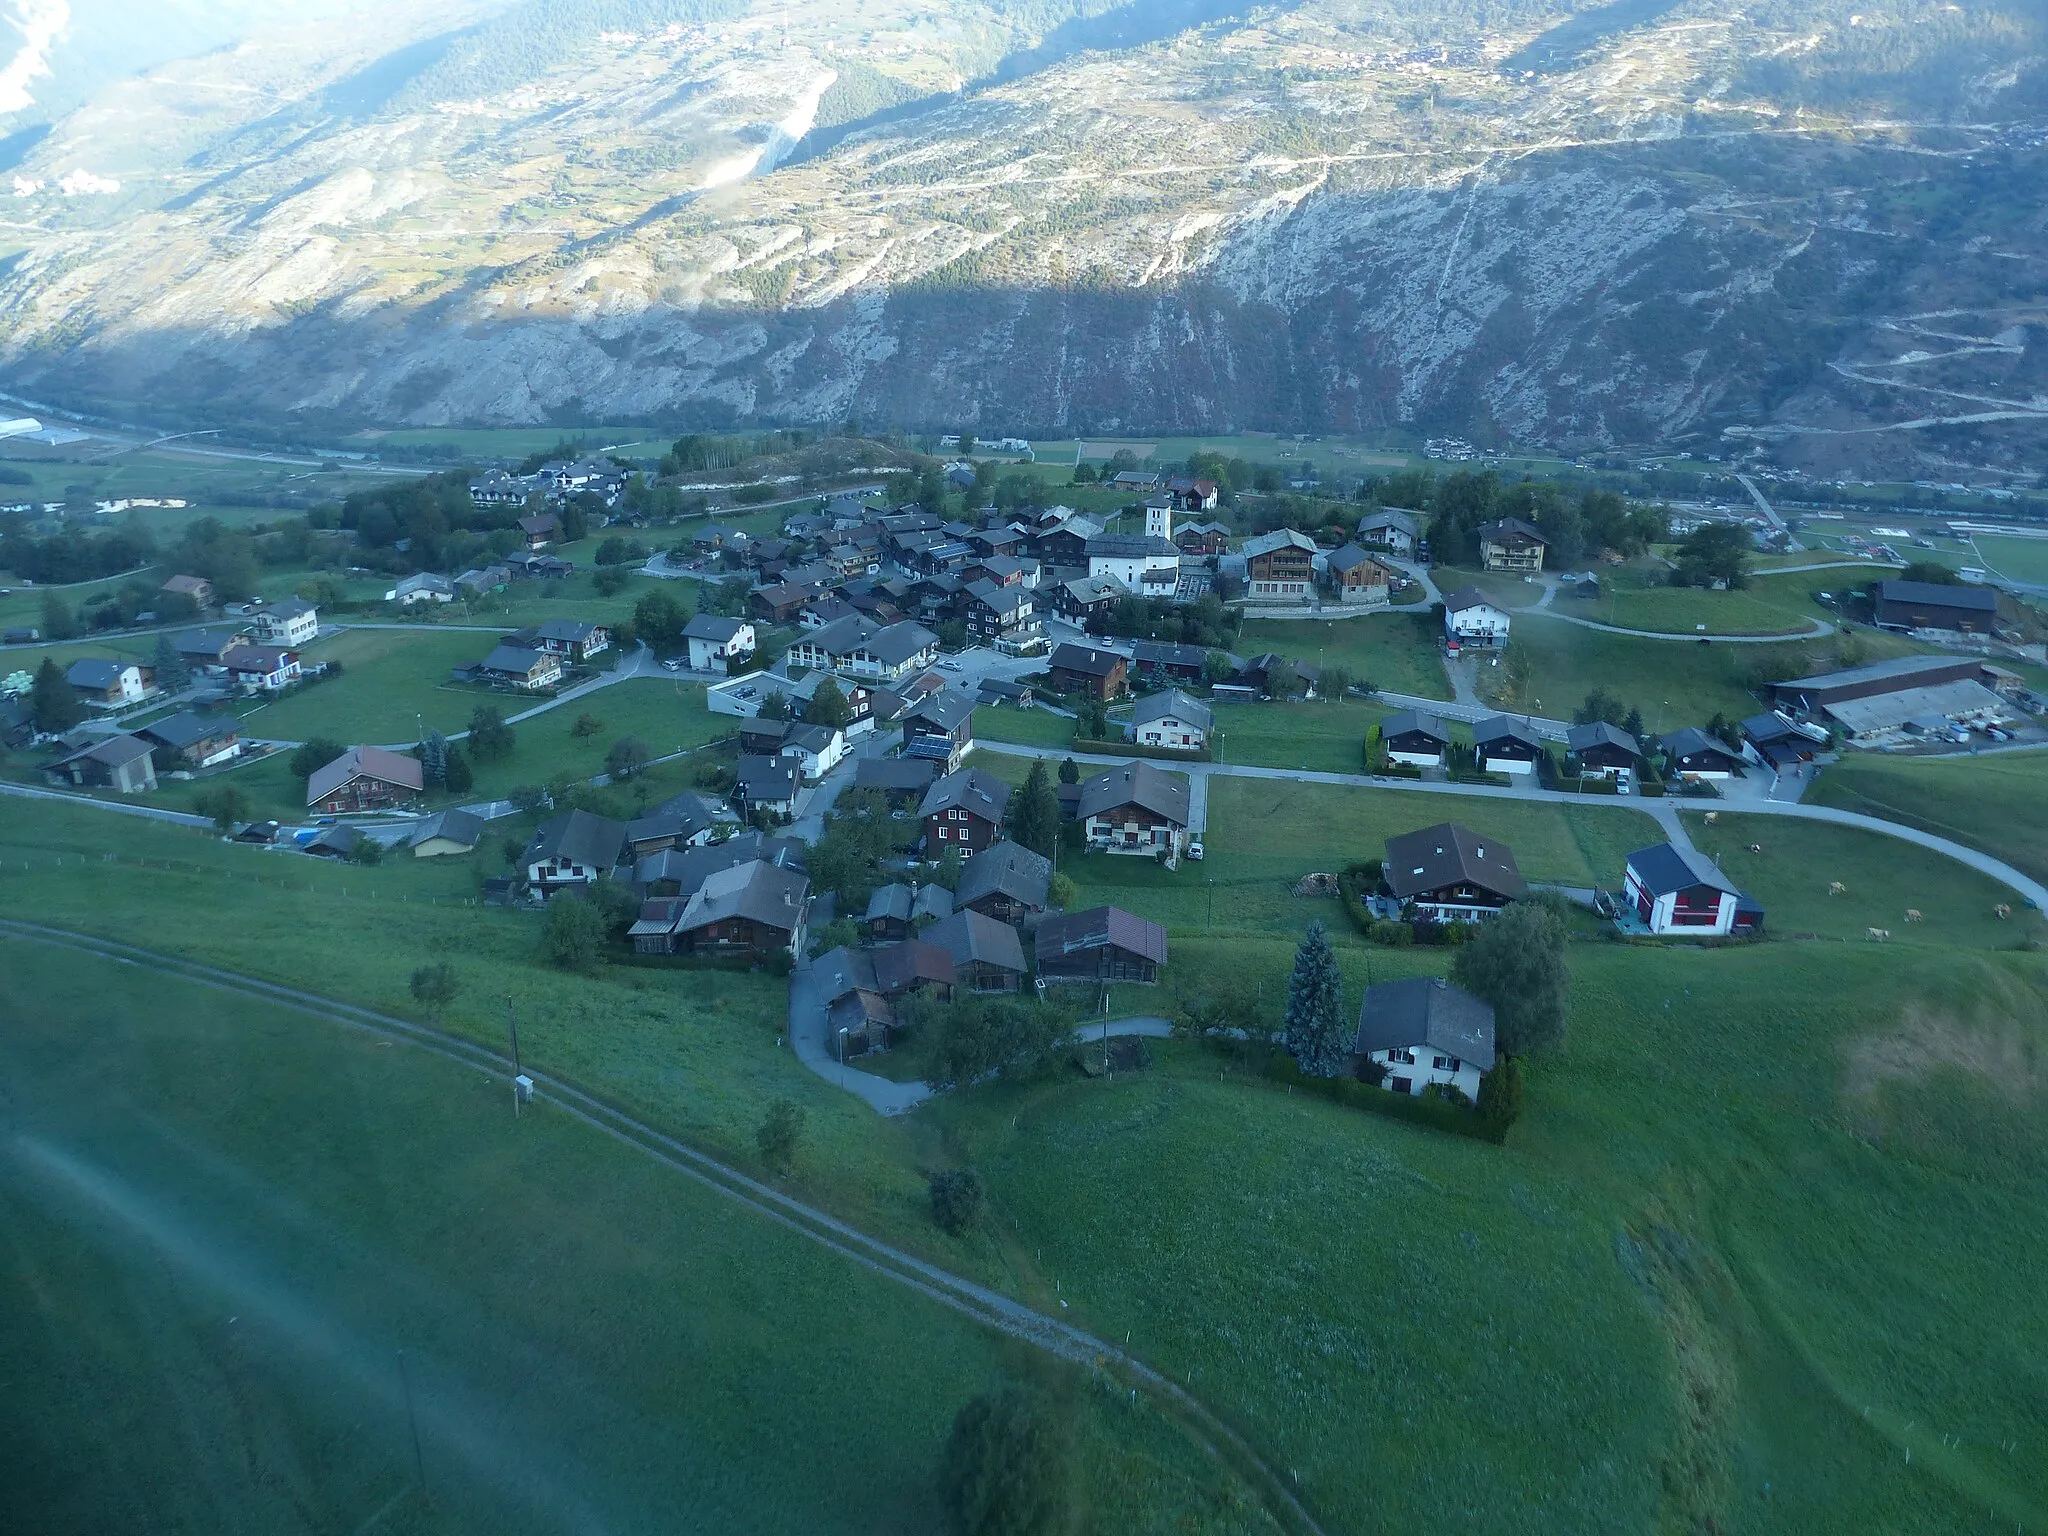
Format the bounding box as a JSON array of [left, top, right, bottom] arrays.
[[151, 632, 191, 692], [1282, 920, 1347, 1077], [1007, 760, 1059, 858], [29, 656, 83, 734], [420, 728, 450, 786]]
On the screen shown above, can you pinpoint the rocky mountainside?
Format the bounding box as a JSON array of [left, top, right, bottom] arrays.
[[1, 0, 2045, 477]]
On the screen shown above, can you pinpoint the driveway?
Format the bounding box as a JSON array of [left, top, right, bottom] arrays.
[[786, 961, 933, 1114]]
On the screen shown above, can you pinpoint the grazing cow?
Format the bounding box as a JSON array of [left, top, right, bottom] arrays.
[[1747, 843, 1763, 854], [1703, 812, 1719, 825], [1995, 903, 2012, 920], [1904, 909, 1923, 922], [1867, 927, 1890, 941], [1828, 881, 1847, 896]]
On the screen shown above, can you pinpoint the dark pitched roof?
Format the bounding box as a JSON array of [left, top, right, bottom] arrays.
[[1626, 842, 1740, 899], [1471, 714, 1541, 750], [856, 757, 938, 794], [481, 643, 553, 675], [527, 808, 626, 870], [138, 710, 235, 751], [1048, 642, 1126, 678], [55, 732, 154, 769], [1381, 708, 1450, 742], [678, 859, 809, 934], [1478, 516, 1546, 545], [1033, 906, 1168, 966], [534, 618, 604, 643], [1874, 578, 1996, 612], [683, 614, 748, 643], [1077, 761, 1190, 826], [408, 808, 484, 850], [1132, 639, 1208, 669], [871, 939, 958, 994], [1381, 822, 1526, 900], [737, 754, 802, 799], [1659, 726, 1744, 763], [922, 910, 1028, 973], [906, 689, 974, 733], [1442, 586, 1505, 613], [955, 841, 1052, 911], [1130, 688, 1212, 733], [626, 800, 711, 847], [1566, 720, 1641, 757], [306, 745, 423, 804], [1353, 977, 1495, 1071], [920, 766, 1011, 823], [65, 658, 131, 689]]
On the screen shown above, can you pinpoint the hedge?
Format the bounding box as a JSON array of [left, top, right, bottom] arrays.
[[1072, 733, 1212, 763], [1256, 1049, 1507, 1144]]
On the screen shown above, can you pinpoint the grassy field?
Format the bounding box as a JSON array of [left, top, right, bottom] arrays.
[[1684, 810, 2042, 948], [1552, 569, 1838, 637], [0, 938, 1252, 1536], [1808, 748, 2048, 889], [1971, 534, 2048, 586], [1236, 610, 1450, 699], [972, 704, 1080, 750], [1495, 623, 1802, 728], [228, 628, 512, 744], [929, 938, 2048, 1535]]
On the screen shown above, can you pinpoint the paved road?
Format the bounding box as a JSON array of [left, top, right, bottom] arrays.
[[0, 918, 1325, 1536], [786, 961, 934, 1114], [1518, 606, 1834, 644]]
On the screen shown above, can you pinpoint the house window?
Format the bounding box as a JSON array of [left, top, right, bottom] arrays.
[[1433, 1056, 1454, 1071], [1388, 1076, 1412, 1094], [1389, 1047, 1416, 1065]]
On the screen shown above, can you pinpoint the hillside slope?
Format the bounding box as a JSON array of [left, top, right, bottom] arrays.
[[1, 0, 2044, 475]]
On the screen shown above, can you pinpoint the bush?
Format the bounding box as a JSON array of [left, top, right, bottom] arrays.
[[290, 736, 346, 781], [756, 1097, 805, 1173], [543, 893, 606, 973], [940, 1386, 1076, 1536], [591, 564, 632, 597], [1477, 1055, 1524, 1134], [409, 961, 458, 1021], [1371, 919, 1414, 947], [929, 1169, 984, 1235]]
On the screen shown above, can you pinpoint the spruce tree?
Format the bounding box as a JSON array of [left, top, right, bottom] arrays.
[[151, 632, 191, 692], [29, 656, 83, 734], [1282, 920, 1348, 1077], [1057, 756, 1079, 785], [420, 728, 450, 785], [1007, 760, 1059, 858]]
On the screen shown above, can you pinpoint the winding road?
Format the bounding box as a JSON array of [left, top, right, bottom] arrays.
[[0, 917, 1327, 1536]]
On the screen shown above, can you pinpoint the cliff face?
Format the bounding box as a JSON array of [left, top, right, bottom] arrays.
[[2, 0, 2044, 476]]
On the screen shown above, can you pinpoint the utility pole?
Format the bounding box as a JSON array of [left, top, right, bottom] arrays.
[[507, 999, 525, 1117]]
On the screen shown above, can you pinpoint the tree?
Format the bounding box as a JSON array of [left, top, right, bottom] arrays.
[[935, 843, 964, 892], [606, 736, 651, 779], [468, 704, 515, 761], [929, 1169, 984, 1235], [1057, 756, 1079, 785], [1622, 705, 1645, 743], [1047, 871, 1077, 910], [40, 592, 78, 641], [807, 676, 852, 729], [1451, 899, 1570, 1055], [939, 1385, 1076, 1536], [756, 1098, 805, 1175], [571, 711, 605, 738], [410, 961, 458, 1021], [290, 735, 346, 780], [150, 632, 191, 692], [591, 564, 631, 597], [1671, 522, 1752, 589], [1203, 649, 1236, 685], [420, 728, 450, 786], [28, 656, 84, 733], [1319, 661, 1353, 701], [633, 588, 689, 652], [192, 783, 248, 833], [544, 893, 607, 973], [508, 782, 547, 816], [1574, 687, 1627, 727], [936, 619, 968, 653], [1281, 920, 1348, 1077], [349, 837, 384, 866], [1476, 1055, 1524, 1134], [1898, 560, 1960, 586], [442, 744, 474, 793], [1006, 760, 1060, 859], [758, 689, 792, 721]]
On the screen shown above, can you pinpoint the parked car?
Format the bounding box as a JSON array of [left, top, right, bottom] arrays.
[[1187, 840, 1204, 861], [662, 657, 684, 671]]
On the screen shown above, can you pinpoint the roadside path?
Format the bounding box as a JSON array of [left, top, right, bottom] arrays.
[[0, 778, 212, 828], [0, 919, 1325, 1536], [1514, 604, 1834, 644]]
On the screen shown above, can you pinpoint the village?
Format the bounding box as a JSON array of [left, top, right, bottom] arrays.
[[5, 443, 2045, 1124]]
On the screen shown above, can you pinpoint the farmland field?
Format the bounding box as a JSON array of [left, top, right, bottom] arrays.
[[226, 628, 510, 744], [1970, 534, 2048, 586], [0, 937, 1246, 1536], [1551, 569, 1838, 636]]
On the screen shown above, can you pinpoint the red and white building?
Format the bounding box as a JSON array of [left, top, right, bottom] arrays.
[[1623, 843, 1763, 936]]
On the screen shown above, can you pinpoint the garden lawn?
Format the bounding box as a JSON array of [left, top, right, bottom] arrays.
[[462, 677, 728, 799], [1211, 700, 1388, 774], [1808, 747, 2048, 889], [1682, 810, 2039, 949], [0, 939, 1251, 1536], [1235, 610, 1451, 700], [971, 705, 1078, 750]]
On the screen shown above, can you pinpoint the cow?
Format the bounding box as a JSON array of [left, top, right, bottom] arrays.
[[1747, 843, 1763, 855], [1867, 927, 1890, 941], [1904, 909, 1923, 922], [1828, 881, 1847, 896], [1995, 903, 2012, 920]]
